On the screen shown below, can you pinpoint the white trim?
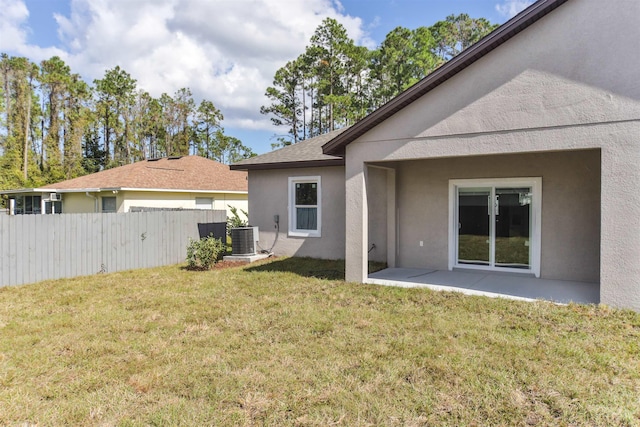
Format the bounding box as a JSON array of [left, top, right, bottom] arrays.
[[448, 177, 542, 277], [0, 188, 102, 195], [0, 188, 247, 195], [116, 188, 247, 195], [288, 176, 322, 238]]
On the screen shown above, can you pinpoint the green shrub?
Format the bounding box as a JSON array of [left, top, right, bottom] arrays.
[[186, 235, 224, 270], [227, 205, 248, 233]]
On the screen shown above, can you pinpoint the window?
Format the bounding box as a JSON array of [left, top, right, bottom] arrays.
[[195, 197, 213, 209], [102, 196, 117, 213], [44, 201, 63, 214], [12, 195, 41, 214], [288, 176, 321, 237]]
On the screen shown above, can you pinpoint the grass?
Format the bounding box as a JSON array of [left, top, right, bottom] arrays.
[[459, 234, 530, 266], [0, 257, 639, 426]]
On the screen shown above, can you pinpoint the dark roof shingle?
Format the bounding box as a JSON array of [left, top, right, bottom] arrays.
[[230, 128, 348, 171]]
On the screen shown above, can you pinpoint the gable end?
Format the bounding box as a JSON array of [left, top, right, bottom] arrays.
[[322, 0, 570, 156]]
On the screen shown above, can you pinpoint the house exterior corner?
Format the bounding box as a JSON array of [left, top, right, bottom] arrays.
[[339, 0, 640, 310]]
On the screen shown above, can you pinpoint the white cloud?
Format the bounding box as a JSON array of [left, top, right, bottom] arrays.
[[0, 0, 66, 60], [2, 0, 371, 135], [0, 0, 29, 48], [495, 0, 534, 19]]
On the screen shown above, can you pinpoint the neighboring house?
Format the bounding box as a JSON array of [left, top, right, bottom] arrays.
[[2, 156, 248, 217], [233, 0, 640, 311]]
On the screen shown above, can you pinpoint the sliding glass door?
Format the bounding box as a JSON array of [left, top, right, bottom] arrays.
[[451, 179, 540, 276], [494, 187, 531, 269], [458, 188, 491, 266]]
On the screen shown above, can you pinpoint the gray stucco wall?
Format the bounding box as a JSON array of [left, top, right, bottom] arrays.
[[361, 1, 640, 142], [389, 150, 600, 283], [343, 0, 640, 310], [247, 166, 345, 259], [366, 166, 389, 264]]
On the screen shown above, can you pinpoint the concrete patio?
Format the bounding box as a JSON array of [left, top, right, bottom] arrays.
[[367, 268, 600, 305]]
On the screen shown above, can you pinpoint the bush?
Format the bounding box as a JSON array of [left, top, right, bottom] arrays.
[[227, 205, 248, 233], [186, 235, 224, 270]]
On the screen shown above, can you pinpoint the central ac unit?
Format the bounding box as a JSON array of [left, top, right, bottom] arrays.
[[230, 226, 259, 256]]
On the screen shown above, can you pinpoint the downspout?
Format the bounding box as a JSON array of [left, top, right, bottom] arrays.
[[85, 192, 99, 213]]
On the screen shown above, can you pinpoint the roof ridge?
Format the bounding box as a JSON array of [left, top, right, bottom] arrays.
[[145, 166, 185, 171]]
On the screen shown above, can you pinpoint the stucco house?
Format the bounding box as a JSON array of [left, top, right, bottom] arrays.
[[233, 0, 639, 311], [2, 156, 248, 217]]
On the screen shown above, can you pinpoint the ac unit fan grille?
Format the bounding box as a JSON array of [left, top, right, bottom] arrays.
[[231, 227, 256, 256]]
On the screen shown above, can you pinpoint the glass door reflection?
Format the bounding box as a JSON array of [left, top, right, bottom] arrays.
[[494, 188, 531, 269], [458, 188, 491, 266]]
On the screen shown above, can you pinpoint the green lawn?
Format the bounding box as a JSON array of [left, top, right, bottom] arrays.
[[0, 257, 638, 426], [459, 234, 530, 266]]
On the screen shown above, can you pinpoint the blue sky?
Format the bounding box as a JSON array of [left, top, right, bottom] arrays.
[[0, 0, 532, 154]]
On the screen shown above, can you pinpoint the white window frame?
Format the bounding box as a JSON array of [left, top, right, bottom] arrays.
[[195, 197, 214, 210], [288, 176, 321, 238], [448, 177, 542, 277]]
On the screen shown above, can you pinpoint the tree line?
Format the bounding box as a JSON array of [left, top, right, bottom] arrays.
[[0, 55, 255, 190], [0, 12, 496, 189], [261, 14, 497, 147]]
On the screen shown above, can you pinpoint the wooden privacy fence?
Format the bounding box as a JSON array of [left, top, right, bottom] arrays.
[[0, 210, 226, 287]]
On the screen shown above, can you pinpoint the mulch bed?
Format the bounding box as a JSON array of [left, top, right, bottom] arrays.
[[213, 255, 278, 270], [212, 260, 249, 270]]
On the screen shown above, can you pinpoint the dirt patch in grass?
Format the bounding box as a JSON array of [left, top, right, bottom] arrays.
[[184, 256, 277, 271], [213, 260, 249, 269]]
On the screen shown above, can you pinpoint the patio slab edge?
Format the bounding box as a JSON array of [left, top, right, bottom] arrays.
[[365, 277, 552, 304]]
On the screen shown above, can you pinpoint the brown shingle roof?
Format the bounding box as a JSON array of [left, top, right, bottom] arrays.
[[230, 127, 348, 171], [41, 156, 247, 192]]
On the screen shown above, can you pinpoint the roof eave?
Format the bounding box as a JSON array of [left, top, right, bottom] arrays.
[[115, 187, 247, 194], [1, 187, 247, 194], [322, 0, 570, 156], [230, 158, 345, 171], [0, 188, 39, 195], [0, 188, 105, 195]]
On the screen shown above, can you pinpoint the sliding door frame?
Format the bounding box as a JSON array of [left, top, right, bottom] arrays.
[[448, 177, 542, 277]]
